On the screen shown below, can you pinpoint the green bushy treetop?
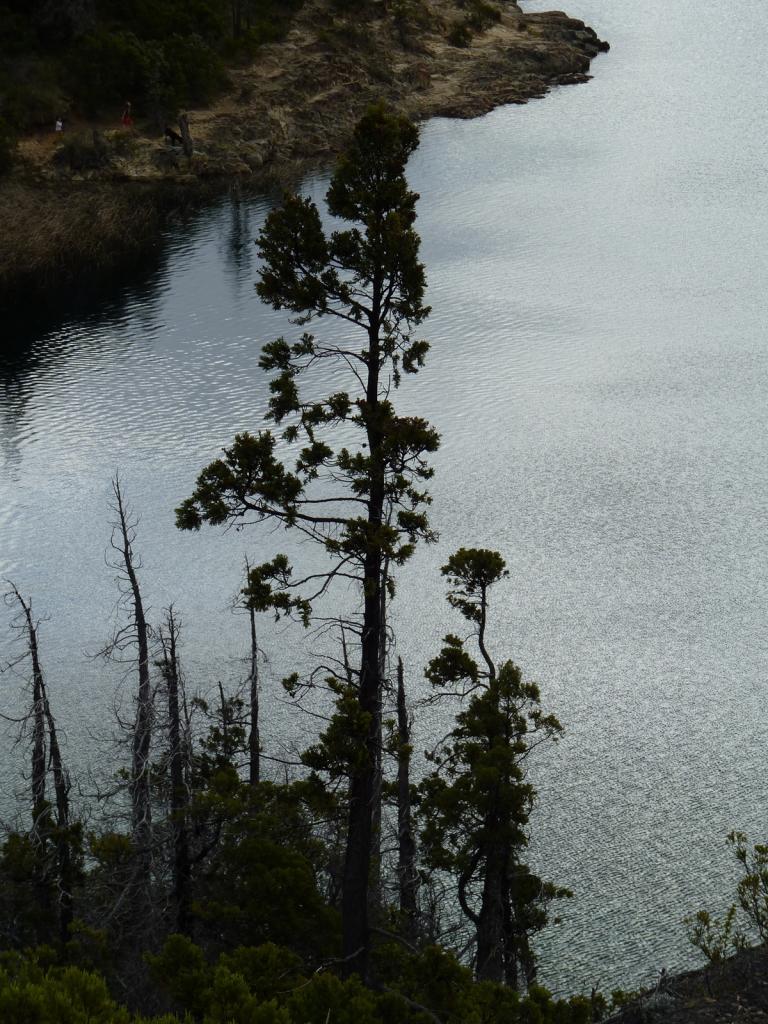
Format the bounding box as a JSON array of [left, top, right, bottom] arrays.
[[418, 549, 569, 988]]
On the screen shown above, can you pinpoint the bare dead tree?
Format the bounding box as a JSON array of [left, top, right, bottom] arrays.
[[3, 582, 76, 940], [30, 644, 47, 827], [158, 606, 191, 935], [108, 477, 154, 886], [4, 584, 49, 829], [41, 672, 75, 939]]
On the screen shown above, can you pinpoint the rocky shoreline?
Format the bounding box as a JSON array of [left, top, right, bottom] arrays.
[[614, 945, 768, 1024], [0, 0, 607, 309]]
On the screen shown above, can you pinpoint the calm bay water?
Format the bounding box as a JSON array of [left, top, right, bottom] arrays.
[[3, 0, 768, 994]]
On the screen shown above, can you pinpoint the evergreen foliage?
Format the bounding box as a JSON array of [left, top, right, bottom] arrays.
[[0, 0, 303, 136], [419, 549, 569, 986], [0, 116, 17, 174]]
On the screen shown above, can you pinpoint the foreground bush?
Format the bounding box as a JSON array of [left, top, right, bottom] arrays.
[[0, 116, 16, 175], [0, 953, 131, 1024]]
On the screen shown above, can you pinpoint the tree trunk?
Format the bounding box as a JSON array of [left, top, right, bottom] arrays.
[[247, 586, 260, 787], [178, 114, 193, 159], [26, 605, 47, 829], [112, 479, 153, 881], [477, 584, 496, 682], [341, 298, 385, 981], [11, 587, 50, 929], [341, 549, 381, 979], [9, 585, 74, 940], [161, 607, 190, 935], [476, 838, 506, 983], [42, 688, 74, 940], [369, 558, 389, 915], [230, 0, 242, 37], [396, 658, 418, 934]]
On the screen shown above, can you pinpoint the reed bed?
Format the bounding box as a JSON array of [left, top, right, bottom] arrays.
[[0, 178, 171, 306]]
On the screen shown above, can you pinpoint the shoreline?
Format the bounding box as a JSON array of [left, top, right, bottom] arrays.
[[0, 1, 607, 311]]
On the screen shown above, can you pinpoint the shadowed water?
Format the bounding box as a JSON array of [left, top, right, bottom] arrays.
[[3, 0, 768, 994]]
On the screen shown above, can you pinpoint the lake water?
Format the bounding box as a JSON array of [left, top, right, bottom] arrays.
[[3, 0, 768, 995]]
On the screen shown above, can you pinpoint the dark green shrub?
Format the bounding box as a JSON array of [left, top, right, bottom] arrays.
[[224, 0, 306, 60], [464, 0, 500, 30], [286, 973, 380, 1024], [328, 0, 362, 13], [2, 84, 67, 131], [52, 132, 111, 171], [67, 30, 152, 116], [67, 29, 227, 119], [447, 20, 472, 46], [0, 59, 68, 130], [0, 8, 36, 54], [98, 0, 227, 44], [0, 953, 130, 1024], [165, 33, 229, 105], [0, 116, 16, 175]]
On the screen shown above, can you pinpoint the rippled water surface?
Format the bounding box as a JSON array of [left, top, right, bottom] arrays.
[[4, 0, 768, 994]]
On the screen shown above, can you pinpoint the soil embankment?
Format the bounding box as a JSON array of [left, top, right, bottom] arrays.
[[0, 0, 608, 307]]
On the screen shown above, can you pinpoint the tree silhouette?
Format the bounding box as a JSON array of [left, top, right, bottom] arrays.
[[176, 104, 439, 979]]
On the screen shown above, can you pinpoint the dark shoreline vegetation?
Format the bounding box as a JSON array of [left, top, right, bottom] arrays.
[[0, 0, 307, 309], [3, 104, 768, 1024], [0, 0, 608, 310], [0, 0, 296, 308], [0, 179, 217, 314]]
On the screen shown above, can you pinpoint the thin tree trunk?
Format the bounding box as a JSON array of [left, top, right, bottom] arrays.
[[23, 598, 47, 828], [10, 587, 50, 929], [8, 585, 74, 939], [230, 0, 242, 37], [396, 658, 418, 934], [369, 556, 389, 914], [246, 571, 260, 786], [42, 689, 74, 940], [477, 585, 496, 682], [161, 607, 190, 935], [178, 114, 193, 159], [341, 293, 385, 981], [112, 479, 153, 879], [217, 681, 229, 758]]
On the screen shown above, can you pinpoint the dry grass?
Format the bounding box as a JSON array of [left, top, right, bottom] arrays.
[[0, 180, 157, 289]]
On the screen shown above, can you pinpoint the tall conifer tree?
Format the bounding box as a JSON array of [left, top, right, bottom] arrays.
[[176, 104, 439, 979]]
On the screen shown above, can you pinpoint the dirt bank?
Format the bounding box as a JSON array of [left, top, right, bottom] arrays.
[[0, 0, 607, 308]]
